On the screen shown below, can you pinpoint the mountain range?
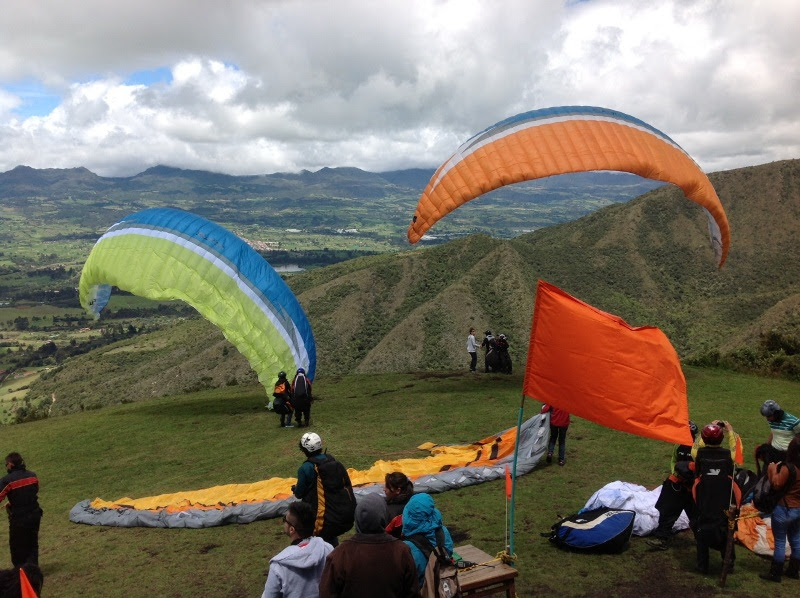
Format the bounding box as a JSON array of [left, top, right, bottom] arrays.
[[23, 158, 800, 414]]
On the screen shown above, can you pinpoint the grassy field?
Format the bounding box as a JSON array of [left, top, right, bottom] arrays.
[[1, 366, 798, 597]]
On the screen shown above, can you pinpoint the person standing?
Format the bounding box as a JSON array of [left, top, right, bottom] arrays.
[[541, 404, 570, 466], [759, 435, 800, 582], [481, 330, 496, 373], [272, 371, 294, 428], [0, 453, 42, 568], [291, 368, 313, 428], [691, 423, 737, 575], [647, 421, 699, 550], [319, 493, 420, 597], [466, 328, 478, 373], [262, 501, 333, 598], [757, 400, 800, 469], [292, 433, 356, 548]]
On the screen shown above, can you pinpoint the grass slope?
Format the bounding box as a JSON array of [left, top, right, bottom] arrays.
[[4, 367, 799, 597]]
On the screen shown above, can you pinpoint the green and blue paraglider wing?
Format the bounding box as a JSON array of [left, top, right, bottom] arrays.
[[79, 208, 316, 386]]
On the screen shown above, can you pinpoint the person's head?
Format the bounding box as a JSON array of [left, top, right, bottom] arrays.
[[355, 493, 389, 534], [296, 367, 305, 375], [689, 420, 699, 439], [4, 452, 24, 472], [499, 334, 506, 340], [384, 472, 410, 499], [299, 432, 323, 457], [701, 423, 723, 446], [760, 399, 784, 421], [284, 501, 315, 540], [469, 328, 475, 335], [485, 330, 492, 336], [401, 493, 444, 538], [278, 370, 287, 380]]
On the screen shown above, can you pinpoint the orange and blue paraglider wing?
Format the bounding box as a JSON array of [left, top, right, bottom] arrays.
[[408, 106, 729, 267]]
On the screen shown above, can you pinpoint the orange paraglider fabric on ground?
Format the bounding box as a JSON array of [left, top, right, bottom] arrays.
[[408, 106, 729, 267], [89, 426, 518, 513], [523, 280, 691, 445]]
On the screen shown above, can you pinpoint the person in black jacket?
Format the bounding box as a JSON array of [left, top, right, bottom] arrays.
[[291, 433, 356, 548], [0, 453, 42, 568]]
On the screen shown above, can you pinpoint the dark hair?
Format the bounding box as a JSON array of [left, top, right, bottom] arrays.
[[287, 501, 315, 537], [5, 453, 24, 469], [787, 436, 800, 468], [385, 472, 409, 490]]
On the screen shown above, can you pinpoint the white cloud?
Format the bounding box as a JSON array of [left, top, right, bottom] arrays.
[[0, 0, 798, 177]]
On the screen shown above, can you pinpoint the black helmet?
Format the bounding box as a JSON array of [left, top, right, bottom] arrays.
[[689, 420, 699, 438], [760, 400, 781, 417], [278, 371, 287, 379], [485, 330, 492, 336]]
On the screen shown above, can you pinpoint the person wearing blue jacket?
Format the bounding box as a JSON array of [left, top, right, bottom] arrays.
[[401, 493, 454, 589]]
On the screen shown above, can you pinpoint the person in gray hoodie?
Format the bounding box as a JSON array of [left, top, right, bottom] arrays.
[[319, 492, 420, 597], [262, 501, 334, 598]]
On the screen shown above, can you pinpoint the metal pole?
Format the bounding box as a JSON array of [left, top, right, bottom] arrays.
[[508, 393, 526, 559]]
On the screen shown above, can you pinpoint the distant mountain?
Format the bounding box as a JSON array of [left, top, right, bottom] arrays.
[[0, 164, 662, 245], [27, 159, 800, 414]]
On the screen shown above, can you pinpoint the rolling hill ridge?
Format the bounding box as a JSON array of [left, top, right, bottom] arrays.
[[26, 159, 800, 414]]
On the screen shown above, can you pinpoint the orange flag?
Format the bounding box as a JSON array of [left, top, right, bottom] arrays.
[[20, 567, 38, 598], [505, 465, 512, 500], [523, 281, 692, 445]]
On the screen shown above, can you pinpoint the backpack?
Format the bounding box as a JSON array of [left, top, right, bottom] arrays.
[[302, 455, 356, 538], [406, 527, 462, 598], [543, 508, 635, 553], [692, 446, 738, 531], [752, 462, 797, 514]]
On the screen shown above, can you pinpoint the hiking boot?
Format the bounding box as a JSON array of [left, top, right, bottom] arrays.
[[760, 560, 783, 582], [558, 460, 565, 466], [786, 558, 799, 579], [646, 537, 668, 551], [284, 423, 295, 428], [546, 453, 553, 464]]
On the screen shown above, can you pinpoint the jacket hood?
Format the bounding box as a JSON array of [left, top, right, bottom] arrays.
[[270, 536, 332, 569], [355, 493, 388, 533], [402, 493, 454, 552]]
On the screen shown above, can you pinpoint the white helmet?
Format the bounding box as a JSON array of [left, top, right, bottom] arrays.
[[300, 432, 322, 453]]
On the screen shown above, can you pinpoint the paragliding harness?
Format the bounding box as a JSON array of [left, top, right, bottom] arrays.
[[292, 373, 312, 401], [271, 380, 293, 415], [406, 527, 463, 598], [543, 508, 635, 553], [752, 462, 797, 514], [303, 454, 356, 538], [691, 446, 740, 537]]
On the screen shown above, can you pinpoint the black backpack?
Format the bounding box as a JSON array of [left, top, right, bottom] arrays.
[[752, 463, 797, 514], [406, 527, 462, 598]]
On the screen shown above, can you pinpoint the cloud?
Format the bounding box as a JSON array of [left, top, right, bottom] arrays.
[[0, 0, 798, 177]]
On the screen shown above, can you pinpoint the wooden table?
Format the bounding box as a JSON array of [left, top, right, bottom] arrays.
[[455, 544, 518, 598]]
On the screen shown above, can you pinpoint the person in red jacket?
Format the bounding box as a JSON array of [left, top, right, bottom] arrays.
[[0, 452, 42, 568], [541, 404, 571, 466]]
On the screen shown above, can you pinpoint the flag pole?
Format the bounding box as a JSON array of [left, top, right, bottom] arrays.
[[508, 392, 526, 560]]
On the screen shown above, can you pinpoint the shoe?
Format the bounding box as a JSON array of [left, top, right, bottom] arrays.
[[546, 453, 553, 464], [695, 564, 709, 575], [646, 537, 668, 551], [558, 460, 565, 466], [284, 423, 294, 428]]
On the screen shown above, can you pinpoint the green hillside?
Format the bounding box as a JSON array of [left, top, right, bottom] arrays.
[[5, 368, 799, 597]]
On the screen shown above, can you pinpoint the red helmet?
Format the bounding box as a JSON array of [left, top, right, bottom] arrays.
[[701, 424, 723, 445]]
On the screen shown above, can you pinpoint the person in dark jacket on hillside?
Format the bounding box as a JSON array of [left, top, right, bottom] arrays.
[[319, 493, 420, 597], [291, 368, 313, 428], [292, 433, 356, 548], [647, 421, 699, 550], [272, 371, 294, 428], [0, 453, 43, 568]]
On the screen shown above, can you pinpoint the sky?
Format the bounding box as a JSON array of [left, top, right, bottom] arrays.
[[0, 0, 798, 178]]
